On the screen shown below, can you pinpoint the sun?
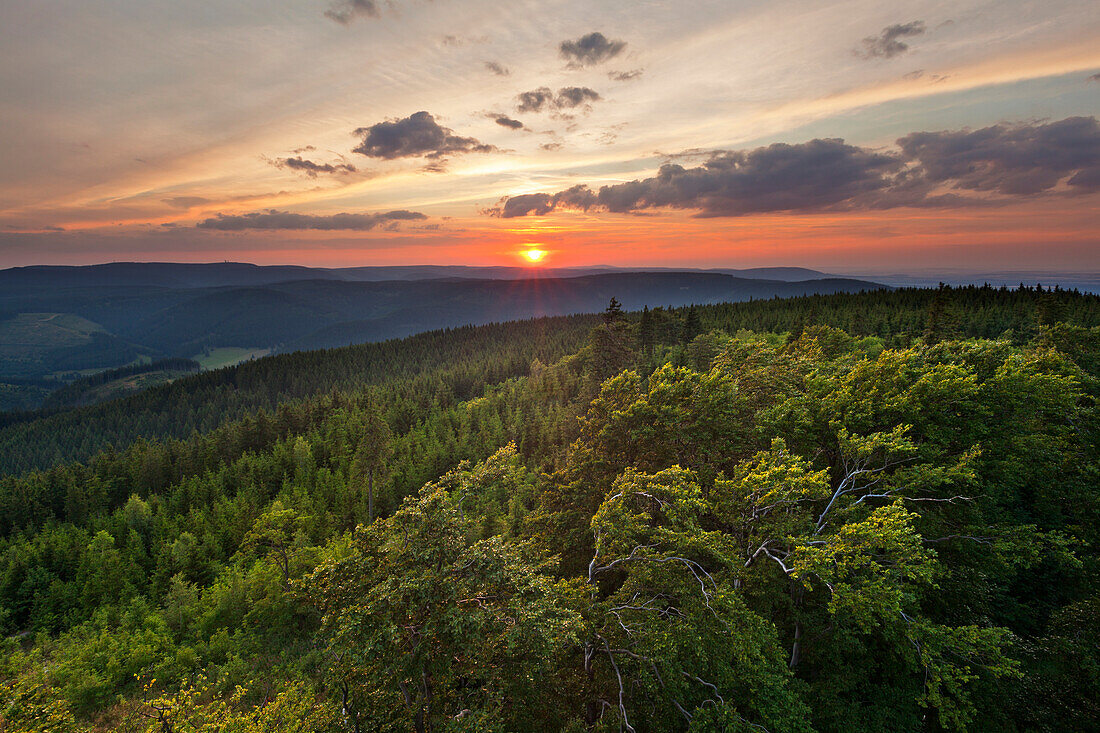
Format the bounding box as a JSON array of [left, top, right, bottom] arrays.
[[521, 248, 547, 263]]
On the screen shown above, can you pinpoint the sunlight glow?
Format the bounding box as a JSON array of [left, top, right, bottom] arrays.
[[522, 248, 546, 263]]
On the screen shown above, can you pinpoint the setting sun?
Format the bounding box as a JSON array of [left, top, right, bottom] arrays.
[[522, 248, 546, 263]]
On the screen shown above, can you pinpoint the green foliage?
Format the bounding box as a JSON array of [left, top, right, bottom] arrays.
[[0, 286, 1097, 731], [310, 446, 584, 732]]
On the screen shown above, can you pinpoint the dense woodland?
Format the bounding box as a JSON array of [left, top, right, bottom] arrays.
[[0, 266, 881, 404], [0, 284, 1097, 732]]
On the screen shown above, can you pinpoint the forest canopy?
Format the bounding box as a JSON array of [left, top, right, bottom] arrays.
[[0, 284, 1097, 732]]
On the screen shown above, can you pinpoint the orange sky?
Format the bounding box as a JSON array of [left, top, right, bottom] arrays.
[[0, 0, 1097, 271]]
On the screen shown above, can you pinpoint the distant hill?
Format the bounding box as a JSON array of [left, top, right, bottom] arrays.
[[0, 266, 885, 408], [0, 261, 836, 291], [68, 272, 883, 355]]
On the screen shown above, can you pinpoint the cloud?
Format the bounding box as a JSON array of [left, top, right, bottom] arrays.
[[515, 86, 601, 114], [495, 193, 553, 218], [484, 61, 510, 76], [492, 115, 525, 130], [163, 196, 211, 209], [325, 0, 379, 25], [441, 34, 489, 47], [556, 86, 601, 108], [196, 209, 426, 231], [559, 32, 626, 68], [352, 111, 497, 159], [487, 117, 1100, 218], [609, 69, 643, 82], [1090, 72, 1100, 82], [272, 156, 357, 177], [897, 116, 1100, 195], [516, 88, 555, 114], [858, 21, 926, 59]]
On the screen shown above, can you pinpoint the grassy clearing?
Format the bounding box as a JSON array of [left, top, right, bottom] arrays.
[[0, 313, 104, 354]]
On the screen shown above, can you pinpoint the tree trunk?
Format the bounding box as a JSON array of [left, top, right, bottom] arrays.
[[368, 469, 374, 522], [789, 621, 802, 669]]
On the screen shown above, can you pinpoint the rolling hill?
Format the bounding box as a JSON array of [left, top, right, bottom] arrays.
[[0, 267, 885, 408]]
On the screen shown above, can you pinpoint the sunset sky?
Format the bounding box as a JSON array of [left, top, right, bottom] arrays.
[[0, 0, 1097, 271]]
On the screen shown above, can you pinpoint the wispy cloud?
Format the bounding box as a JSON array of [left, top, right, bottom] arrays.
[[271, 156, 357, 177], [197, 209, 427, 230], [857, 21, 926, 59], [324, 0, 379, 25]]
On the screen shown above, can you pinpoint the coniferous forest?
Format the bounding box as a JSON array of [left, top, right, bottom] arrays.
[[0, 284, 1098, 732]]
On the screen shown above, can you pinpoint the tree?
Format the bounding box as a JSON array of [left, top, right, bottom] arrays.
[[310, 447, 583, 733], [241, 501, 304, 587], [603, 297, 624, 324], [351, 393, 392, 523], [683, 305, 702, 344], [924, 284, 955, 344], [639, 305, 655, 354]]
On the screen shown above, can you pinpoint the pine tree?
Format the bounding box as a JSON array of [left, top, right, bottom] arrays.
[[352, 393, 392, 522], [683, 305, 702, 343], [602, 297, 623, 324], [639, 305, 655, 354], [923, 284, 948, 344]]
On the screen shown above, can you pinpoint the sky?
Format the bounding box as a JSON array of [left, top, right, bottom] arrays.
[[0, 0, 1097, 272]]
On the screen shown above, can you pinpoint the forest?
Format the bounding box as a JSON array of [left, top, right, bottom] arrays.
[[0, 283, 1097, 732], [0, 263, 882, 412]]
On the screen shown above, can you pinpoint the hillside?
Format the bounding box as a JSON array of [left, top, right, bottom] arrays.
[[0, 286, 1096, 732], [0, 262, 837, 291], [0, 269, 883, 409], [0, 284, 1095, 475]]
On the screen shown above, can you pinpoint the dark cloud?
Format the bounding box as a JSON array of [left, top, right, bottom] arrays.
[[556, 86, 601, 108], [515, 87, 601, 114], [163, 196, 211, 209], [1090, 72, 1100, 82], [197, 209, 426, 231], [609, 69, 643, 82], [897, 116, 1100, 195], [352, 111, 497, 159], [493, 115, 525, 130], [858, 21, 926, 59], [488, 117, 1100, 218], [484, 61, 511, 76], [491, 140, 899, 218], [325, 0, 379, 25], [489, 184, 599, 218], [496, 193, 553, 218], [273, 156, 357, 177], [559, 32, 626, 68], [516, 88, 556, 113]]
